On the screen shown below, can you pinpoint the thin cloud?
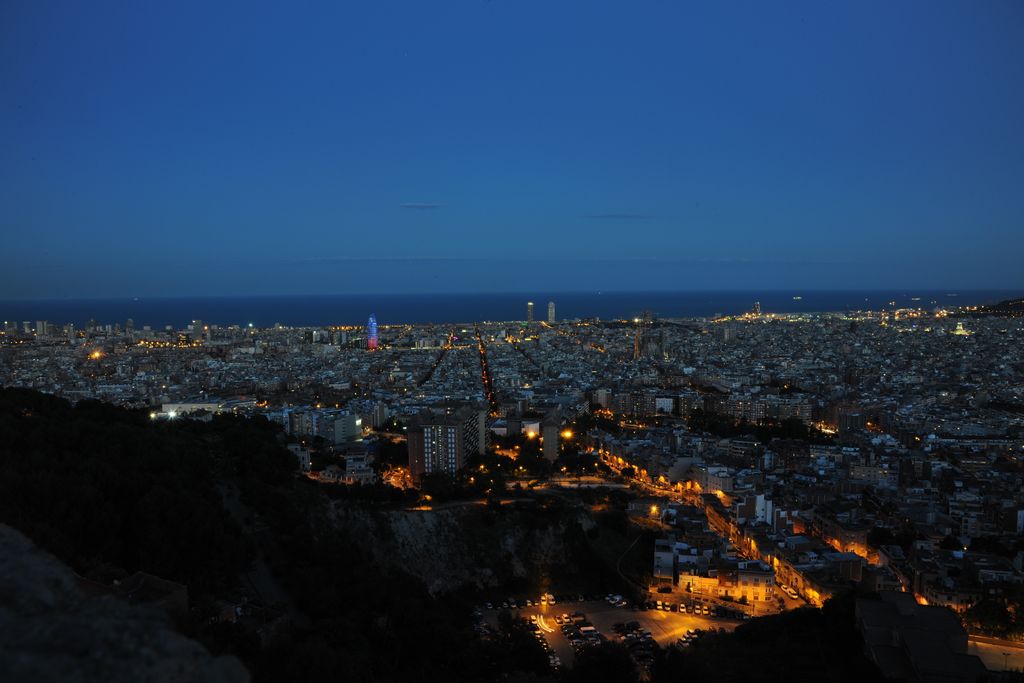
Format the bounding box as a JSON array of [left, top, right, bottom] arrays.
[[289, 255, 863, 267], [400, 202, 443, 209], [582, 212, 652, 219]]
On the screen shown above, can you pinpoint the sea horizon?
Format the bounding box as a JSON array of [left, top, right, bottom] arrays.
[[1, 288, 1019, 329]]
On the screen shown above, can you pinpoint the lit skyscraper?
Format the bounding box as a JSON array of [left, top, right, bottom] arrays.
[[547, 301, 555, 323], [527, 301, 534, 323], [367, 314, 378, 350]]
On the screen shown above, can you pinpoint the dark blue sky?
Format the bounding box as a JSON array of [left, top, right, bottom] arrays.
[[2, 1, 1022, 298]]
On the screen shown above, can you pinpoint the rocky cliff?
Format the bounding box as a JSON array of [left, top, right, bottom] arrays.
[[330, 502, 597, 595]]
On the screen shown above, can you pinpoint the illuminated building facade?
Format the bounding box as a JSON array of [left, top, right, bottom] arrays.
[[367, 314, 378, 350]]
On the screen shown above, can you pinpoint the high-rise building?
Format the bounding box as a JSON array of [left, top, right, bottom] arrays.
[[367, 314, 378, 350], [191, 320, 203, 343], [36, 321, 48, 337], [322, 413, 363, 444], [547, 301, 556, 323], [371, 402, 389, 428], [285, 408, 363, 444], [407, 405, 487, 480], [527, 301, 534, 323], [542, 419, 560, 461]]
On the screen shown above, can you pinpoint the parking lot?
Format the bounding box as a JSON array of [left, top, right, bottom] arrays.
[[482, 595, 742, 667]]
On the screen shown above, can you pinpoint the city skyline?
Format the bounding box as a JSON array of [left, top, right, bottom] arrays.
[[4, 3, 1024, 680], [3, 2, 1024, 298], [4, 288, 1020, 330]]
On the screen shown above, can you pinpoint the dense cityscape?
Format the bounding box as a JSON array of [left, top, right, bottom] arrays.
[[2, 296, 1023, 681], [4, 1, 1024, 681]]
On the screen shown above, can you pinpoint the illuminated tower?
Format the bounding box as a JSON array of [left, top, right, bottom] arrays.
[[527, 301, 534, 323], [633, 311, 652, 360], [547, 301, 556, 323], [367, 314, 378, 350]]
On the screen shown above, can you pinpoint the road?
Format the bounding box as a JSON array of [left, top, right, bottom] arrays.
[[776, 591, 808, 611], [475, 327, 497, 409], [485, 599, 741, 666], [968, 638, 1024, 672], [541, 476, 630, 489]]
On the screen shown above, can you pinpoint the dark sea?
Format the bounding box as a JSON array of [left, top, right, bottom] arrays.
[[1, 290, 1018, 329]]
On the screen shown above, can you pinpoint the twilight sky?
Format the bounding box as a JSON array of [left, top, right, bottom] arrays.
[[2, 0, 1023, 298]]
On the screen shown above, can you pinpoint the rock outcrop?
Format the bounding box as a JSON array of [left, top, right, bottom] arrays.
[[331, 502, 596, 595], [0, 524, 249, 683]]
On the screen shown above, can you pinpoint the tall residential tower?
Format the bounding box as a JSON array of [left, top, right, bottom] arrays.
[[407, 404, 488, 480]]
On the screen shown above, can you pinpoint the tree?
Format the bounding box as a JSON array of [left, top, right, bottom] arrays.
[[963, 599, 1014, 637], [566, 642, 640, 683], [493, 611, 550, 675], [375, 438, 408, 469], [939, 534, 962, 551], [867, 526, 894, 549], [378, 416, 405, 433], [968, 535, 1016, 558], [419, 472, 458, 501], [309, 450, 334, 472]]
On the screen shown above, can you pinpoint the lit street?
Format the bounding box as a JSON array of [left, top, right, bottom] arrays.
[[968, 639, 1024, 672]]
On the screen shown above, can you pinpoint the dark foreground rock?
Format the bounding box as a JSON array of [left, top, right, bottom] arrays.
[[0, 524, 249, 683]]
